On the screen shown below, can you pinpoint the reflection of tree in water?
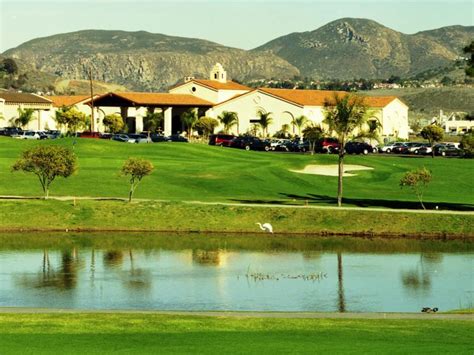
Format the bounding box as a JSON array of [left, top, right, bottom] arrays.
[[103, 250, 124, 268], [337, 252, 346, 313], [16, 248, 82, 290], [121, 249, 152, 290], [302, 251, 321, 260], [401, 253, 443, 294], [192, 250, 221, 266]]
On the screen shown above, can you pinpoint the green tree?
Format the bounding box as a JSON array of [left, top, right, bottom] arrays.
[[196, 116, 219, 139], [400, 167, 432, 210], [257, 110, 273, 137], [302, 124, 324, 155], [273, 124, 291, 138], [463, 41, 474, 77], [54, 106, 87, 134], [180, 108, 199, 139], [420, 125, 444, 158], [11, 145, 76, 199], [121, 158, 154, 202], [218, 111, 239, 134], [13, 108, 35, 129], [292, 115, 308, 136], [143, 109, 163, 133], [103, 114, 125, 133], [323, 93, 372, 207]]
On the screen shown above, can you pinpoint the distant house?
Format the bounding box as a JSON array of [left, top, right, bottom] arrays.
[[0, 92, 53, 130]]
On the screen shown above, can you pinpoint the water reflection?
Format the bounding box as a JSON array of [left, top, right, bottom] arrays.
[[400, 253, 444, 295], [3, 247, 472, 312]]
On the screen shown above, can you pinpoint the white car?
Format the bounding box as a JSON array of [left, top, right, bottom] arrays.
[[379, 142, 405, 153], [15, 131, 43, 140]]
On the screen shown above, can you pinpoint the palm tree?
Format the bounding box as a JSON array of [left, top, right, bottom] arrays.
[[257, 110, 273, 137], [323, 93, 373, 207], [302, 123, 324, 155], [218, 111, 239, 134], [143, 108, 163, 133], [180, 108, 199, 139], [292, 115, 308, 137], [13, 107, 35, 129]]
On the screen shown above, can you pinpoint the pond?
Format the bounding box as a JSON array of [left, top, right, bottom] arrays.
[[0, 234, 472, 312]]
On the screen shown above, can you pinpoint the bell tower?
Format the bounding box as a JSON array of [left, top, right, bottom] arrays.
[[209, 63, 227, 83]]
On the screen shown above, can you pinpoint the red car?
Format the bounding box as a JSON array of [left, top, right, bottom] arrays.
[[208, 134, 235, 146]]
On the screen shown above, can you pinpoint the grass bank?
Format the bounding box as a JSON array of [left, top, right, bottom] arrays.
[[0, 313, 472, 354], [1, 137, 473, 210], [0, 199, 473, 238]]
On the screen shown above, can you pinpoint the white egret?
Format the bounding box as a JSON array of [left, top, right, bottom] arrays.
[[256, 223, 273, 233]]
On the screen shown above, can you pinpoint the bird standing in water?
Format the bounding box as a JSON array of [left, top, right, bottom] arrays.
[[256, 223, 273, 233]]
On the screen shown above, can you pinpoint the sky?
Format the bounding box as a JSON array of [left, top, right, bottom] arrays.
[[0, 0, 473, 52]]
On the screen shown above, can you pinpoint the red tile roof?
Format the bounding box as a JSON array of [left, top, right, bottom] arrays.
[[0, 92, 52, 104], [45, 95, 93, 107], [91, 92, 214, 107], [259, 88, 399, 108], [171, 79, 250, 92]]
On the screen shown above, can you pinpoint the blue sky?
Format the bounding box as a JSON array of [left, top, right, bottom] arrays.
[[0, 0, 472, 52]]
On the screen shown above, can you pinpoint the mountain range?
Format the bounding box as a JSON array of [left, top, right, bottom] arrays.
[[2, 18, 473, 92]]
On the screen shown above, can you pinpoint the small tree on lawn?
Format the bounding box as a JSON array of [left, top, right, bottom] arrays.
[[12, 145, 77, 199], [460, 132, 473, 158], [302, 123, 324, 155], [421, 125, 444, 158], [121, 158, 154, 202], [400, 167, 432, 210], [103, 113, 125, 133]]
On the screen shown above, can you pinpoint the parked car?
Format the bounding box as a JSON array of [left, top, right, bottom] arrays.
[[408, 143, 429, 154], [44, 130, 61, 139], [99, 133, 113, 139], [150, 133, 170, 142], [168, 134, 189, 142], [1, 127, 23, 137], [229, 136, 271, 151], [208, 134, 235, 146], [15, 130, 45, 140], [79, 131, 101, 138], [416, 145, 433, 155], [127, 134, 151, 144], [344, 141, 375, 155], [434, 143, 462, 157], [379, 142, 406, 153], [317, 138, 340, 153], [392, 143, 409, 154], [112, 134, 134, 143]]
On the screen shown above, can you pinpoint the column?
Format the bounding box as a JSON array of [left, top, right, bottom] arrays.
[[164, 107, 172, 136], [135, 115, 144, 133]]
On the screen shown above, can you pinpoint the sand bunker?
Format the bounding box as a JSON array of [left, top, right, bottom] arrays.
[[290, 164, 373, 177]]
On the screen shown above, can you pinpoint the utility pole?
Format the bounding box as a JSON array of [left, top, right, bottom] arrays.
[[89, 67, 95, 133]]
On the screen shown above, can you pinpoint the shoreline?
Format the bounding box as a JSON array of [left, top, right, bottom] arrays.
[[0, 308, 472, 320], [0, 227, 472, 240]]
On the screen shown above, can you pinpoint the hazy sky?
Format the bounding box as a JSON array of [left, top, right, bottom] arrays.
[[1, 0, 472, 52]]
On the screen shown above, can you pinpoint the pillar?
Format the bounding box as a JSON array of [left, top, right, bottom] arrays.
[[164, 107, 172, 136], [135, 115, 144, 133]]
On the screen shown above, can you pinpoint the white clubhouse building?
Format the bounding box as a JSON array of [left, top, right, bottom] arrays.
[[0, 63, 409, 139]]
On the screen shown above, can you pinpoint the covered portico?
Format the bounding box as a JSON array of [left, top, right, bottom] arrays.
[[88, 92, 213, 134]]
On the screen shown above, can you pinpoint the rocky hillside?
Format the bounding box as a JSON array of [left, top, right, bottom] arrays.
[[254, 18, 474, 79], [3, 30, 299, 91]]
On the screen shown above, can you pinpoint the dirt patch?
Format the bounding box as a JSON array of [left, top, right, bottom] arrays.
[[291, 164, 373, 177]]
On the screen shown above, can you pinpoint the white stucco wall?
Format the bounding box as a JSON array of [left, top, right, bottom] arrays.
[[380, 99, 409, 139], [0, 102, 54, 131], [206, 91, 305, 136], [169, 82, 220, 104]]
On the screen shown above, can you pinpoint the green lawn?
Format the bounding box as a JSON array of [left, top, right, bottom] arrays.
[[0, 313, 472, 354], [0, 137, 473, 210]]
